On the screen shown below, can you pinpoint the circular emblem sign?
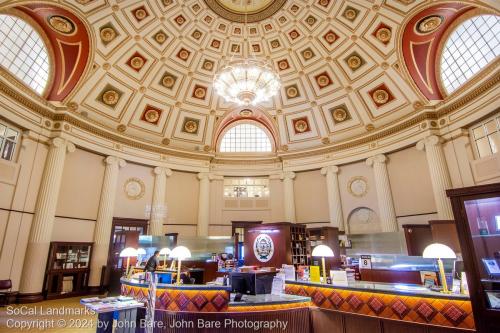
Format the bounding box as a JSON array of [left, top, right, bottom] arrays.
[[253, 234, 274, 263]]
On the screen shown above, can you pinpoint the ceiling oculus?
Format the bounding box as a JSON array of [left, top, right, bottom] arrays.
[[204, 0, 286, 23]]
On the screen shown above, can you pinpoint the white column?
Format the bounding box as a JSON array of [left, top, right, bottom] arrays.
[[366, 154, 398, 232], [321, 166, 345, 231], [19, 137, 75, 294], [282, 172, 296, 223], [150, 167, 172, 236], [197, 172, 211, 237], [89, 156, 126, 287], [416, 135, 454, 219]]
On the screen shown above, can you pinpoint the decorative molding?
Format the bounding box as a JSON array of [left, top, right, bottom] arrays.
[[124, 178, 145, 200]]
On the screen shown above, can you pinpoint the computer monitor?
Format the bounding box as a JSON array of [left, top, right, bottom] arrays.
[[230, 273, 256, 295]]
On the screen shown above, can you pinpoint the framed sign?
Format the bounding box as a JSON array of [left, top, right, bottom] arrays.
[[253, 234, 274, 262], [359, 255, 372, 269], [482, 258, 500, 276]]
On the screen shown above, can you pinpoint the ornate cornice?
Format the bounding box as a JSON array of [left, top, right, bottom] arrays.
[[203, 0, 286, 23]]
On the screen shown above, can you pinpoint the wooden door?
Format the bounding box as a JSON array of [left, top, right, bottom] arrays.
[[403, 224, 433, 256]]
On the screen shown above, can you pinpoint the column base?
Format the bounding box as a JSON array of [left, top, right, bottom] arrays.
[[17, 292, 43, 303]]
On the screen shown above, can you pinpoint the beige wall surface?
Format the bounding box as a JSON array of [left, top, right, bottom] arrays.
[[52, 217, 95, 242], [387, 147, 436, 217], [294, 169, 329, 223], [56, 148, 105, 220], [165, 170, 199, 230], [269, 178, 285, 222]]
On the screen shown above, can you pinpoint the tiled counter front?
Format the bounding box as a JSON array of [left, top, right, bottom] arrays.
[[285, 282, 475, 330]]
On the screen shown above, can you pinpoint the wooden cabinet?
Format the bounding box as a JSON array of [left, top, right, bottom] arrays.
[[447, 183, 500, 333], [429, 220, 462, 254], [307, 227, 341, 273], [43, 242, 93, 299], [403, 224, 433, 256]]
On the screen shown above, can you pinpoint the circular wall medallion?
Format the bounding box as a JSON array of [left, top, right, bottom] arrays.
[[417, 15, 443, 34], [102, 90, 119, 105], [100, 27, 117, 42], [184, 120, 198, 133], [130, 56, 145, 69], [48, 15, 75, 34], [144, 109, 160, 123], [253, 234, 274, 262], [347, 55, 362, 69], [372, 89, 389, 104], [333, 108, 348, 122], [294, 119, 308, 133], [348, 176, 368, 197], [376, 28, 391, 43], [124, 178, 145, 200], [204, 0, 287, 23]]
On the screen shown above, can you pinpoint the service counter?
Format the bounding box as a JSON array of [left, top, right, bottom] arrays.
[[285, 280, 475, 332]]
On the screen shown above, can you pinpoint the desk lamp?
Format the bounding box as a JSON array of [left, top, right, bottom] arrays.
[[312, 245, 335, 284], [159, 247, 171, 267], [423, 243, 456, 293], [170, 246, 192, 284], [119, 247, 138, 276]]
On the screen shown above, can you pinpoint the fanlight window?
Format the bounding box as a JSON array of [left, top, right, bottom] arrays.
[[441, 15, 500, 93], [220, 123, 272, 153], [0, 14, 50, 94]]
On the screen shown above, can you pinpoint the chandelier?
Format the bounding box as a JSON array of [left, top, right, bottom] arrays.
[[214, 59, 280, 106], [213, 4, 280, 106]]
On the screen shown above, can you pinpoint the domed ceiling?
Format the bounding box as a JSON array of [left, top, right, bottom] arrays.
[[59, 0, 445, 155]]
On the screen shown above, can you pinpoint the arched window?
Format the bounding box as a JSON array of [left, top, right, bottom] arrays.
[[441, 15, 500, 93], [219, 123, 273, 153], [0, 14, 49, 94]]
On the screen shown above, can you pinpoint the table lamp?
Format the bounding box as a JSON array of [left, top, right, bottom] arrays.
[[423, 243, 456, 293], [312, 245, 335, 284], [137, 248, 146, 265], [119, 247, 138, 276], [159, 247, 171, 267], [170, 246, 192, 284]]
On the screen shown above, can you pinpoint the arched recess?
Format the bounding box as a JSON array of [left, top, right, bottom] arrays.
[[3, 2, 91, 101], [401, 3, 476, 100], [213, 108, 279, 153]]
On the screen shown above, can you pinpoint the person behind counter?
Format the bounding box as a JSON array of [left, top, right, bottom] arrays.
[[145, 250, 160, 272]]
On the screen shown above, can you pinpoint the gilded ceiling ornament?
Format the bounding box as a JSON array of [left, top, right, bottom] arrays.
[[177, 48, 190, 60], [316, 73, 331, 88], [193, 86, 207, 99], [102, 90, 119, 105], [343, 7, 359, 21], [277, 60, 289, 70], [347, 55, 362, 69], [302, 48, 314, 60], [372, 89, 389, 104], [183, 118, 199, 134], [376, 28, 391, 43], [204, 0, 287, 23], [281, 145, 289, 151], [130, 56, 145, 70], [365, 124, 375, 131], [271, 40, 280, 48], [323, 30, 337, 44], [294, 119, 309, 133], [321, 137, 330, 144], [47, 15, 75, 34], [239, 109, 253, 117], [144, 109, 160, 123], [332, 108, 348, 122], [174, 15, 186, 25], [289, 30, 300, 40], [161, 74, 176, 88], [100, 27, 117, 43], [124, 178, 145, 200], [154, 31, 167, 44], [192, 30, 202, 40], [286, 85, 299, 98], [318, 0, 331, 7], [117, 124, 127, 132], [162, 138, 170, 145], [202, 60, 214, 71], [306, 16, 317, 26], [133, 8, 148, 21], [76, 0, 93, 4], [417, 16, 443, 34]]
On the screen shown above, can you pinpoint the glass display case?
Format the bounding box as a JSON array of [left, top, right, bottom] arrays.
[[447, 183, 500, 333]]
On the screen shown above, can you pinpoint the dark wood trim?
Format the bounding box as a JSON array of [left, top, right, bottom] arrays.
[[0, 208, 97, 222], [0, 207, 34, 214], [162, 223, 197, 226], [16, 292, 43, 303], [54, 215, 96, 222], [396, 212, 438, 218]]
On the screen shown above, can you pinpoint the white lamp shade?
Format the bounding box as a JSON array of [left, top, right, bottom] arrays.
[[159, 247, 171, 255], [137, 248, 146, 255], [312, 245, 334, 257], [119, 247, 138, 257], [169, 246, 191, 260], [422, 243, 456, 259]]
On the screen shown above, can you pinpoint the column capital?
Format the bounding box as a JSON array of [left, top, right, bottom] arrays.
[[366, 154, 387, 166], [321, 165, 339, 175], [281, 171, 296, 180], [104, 156, 126, 168], [416, 135, 443, 151], [154, 166, 172, 177], [50, 137, 75, 153]]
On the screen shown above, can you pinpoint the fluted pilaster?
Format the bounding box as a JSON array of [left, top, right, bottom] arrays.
[[321, 166, 345, 231], [281, 172, 296, 223], [366, 154, 398, 232], [416, 135, 454, 219], [197, 172, 212, 237], [149, 167, 172, 236], [89, 156, 126, 286], [19, 138, 75, 294]]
